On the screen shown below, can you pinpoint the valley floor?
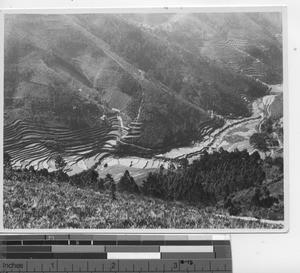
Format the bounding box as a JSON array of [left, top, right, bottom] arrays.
[[3, 178, 283, 230]]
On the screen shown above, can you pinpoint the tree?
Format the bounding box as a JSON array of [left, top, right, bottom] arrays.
[[261, 118, 273, 134], [4, 152, 13, 179], [54, 154, 69, 182], [179, 158, 188, 169], [228, 200, 242, 216], [252, 188, 262, 206], [4, 152, 11, 168], [98, 178, 105, 191], [110, 180, 117, 200], [274, 156, 284, 173], [118, 170, 139, 194], [250, 133, 270, 153], [54, 154, 66, 171], [90, 170, 99, 184], [168, 162, 176, 170], [250, 151, 261, 162]]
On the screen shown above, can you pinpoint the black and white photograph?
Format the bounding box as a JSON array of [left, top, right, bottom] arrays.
[[3, 10, 285, 229]]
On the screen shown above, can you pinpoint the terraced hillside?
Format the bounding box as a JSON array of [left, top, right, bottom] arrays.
[[4, 117, 119, 172], [126, 12, 282, 85], [4, 13, 282, 169], [4, 14, 215, 151]]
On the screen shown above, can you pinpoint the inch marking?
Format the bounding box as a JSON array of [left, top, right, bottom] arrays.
[[2, 259, 231, 272]]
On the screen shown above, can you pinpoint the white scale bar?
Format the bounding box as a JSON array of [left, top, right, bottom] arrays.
[[160, 246, 214, 253], [187, 235, 212, 240], [213, 234, 231, 240], [107, 252, 161, 259]]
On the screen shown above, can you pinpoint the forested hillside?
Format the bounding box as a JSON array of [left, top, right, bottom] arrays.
[[141, 149, 283, 221], [4, 149, 283, 228]]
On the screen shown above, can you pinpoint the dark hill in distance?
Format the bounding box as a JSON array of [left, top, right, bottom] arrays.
[[4, 13, 281, 150]]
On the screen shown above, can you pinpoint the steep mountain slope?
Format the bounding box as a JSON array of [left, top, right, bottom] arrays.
[[4, 14, 212, 151], [124, 12, 283, 85], [4, 13, 281, 156], [75, 14, 269, 118]]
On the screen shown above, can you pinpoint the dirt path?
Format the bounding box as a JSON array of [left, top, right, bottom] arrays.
[[216, 213, 284, 226]]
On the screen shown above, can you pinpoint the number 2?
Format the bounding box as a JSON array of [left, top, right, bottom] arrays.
[[111, 262, 116, 270]]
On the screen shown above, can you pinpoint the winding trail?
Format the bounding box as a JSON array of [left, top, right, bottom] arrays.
[[216, 214, 284, 227]]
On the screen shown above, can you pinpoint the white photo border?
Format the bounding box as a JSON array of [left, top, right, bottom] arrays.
[[0, 5, 289, 234]]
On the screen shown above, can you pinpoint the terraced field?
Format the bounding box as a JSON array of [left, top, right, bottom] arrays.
[[122, 121, 143, 140], [201, 37, 272, 82], [4, 116, 120, 173]]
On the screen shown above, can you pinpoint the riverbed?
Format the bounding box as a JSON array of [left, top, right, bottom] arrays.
[[65, 85, 282, 178]]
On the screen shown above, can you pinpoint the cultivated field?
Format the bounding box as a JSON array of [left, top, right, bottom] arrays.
[[4, 117, 119, 173]]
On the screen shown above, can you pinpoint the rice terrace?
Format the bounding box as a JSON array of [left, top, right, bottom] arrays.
[[3, 12, 284, 229]]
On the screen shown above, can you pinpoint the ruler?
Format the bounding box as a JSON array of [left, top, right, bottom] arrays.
[[0, 234, 232, 273]]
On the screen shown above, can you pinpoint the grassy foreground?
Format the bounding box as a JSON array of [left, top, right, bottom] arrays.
[[3, 178, 283, 229]]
